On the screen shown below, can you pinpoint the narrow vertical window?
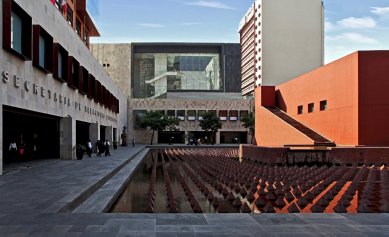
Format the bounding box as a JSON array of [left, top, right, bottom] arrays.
[[298, 105, 303, 114], [320, 100, 327, 111], [11, 11, 22, 53], [308, 103, 314, 113]]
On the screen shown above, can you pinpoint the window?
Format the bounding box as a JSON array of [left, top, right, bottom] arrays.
[[320, 100, 327, 111], [187, 110, 196, 121], [219, 110, 227, 121], [83, 28, 89, 46], [67, 5, 73, 26], [240, 110, 248, 119], [53, 43, 68, 82], [198, 110, 206, 121], [95, 80, 101, 103], [229, 110, 238, 121], [133, 110, 147, 129], [68, 57, 80, 89], [33, 25, 53, 72], [89, 75, 95, 98], [3, 0, 32, 59], [155, 110, 165, 116], [167, 110, 175, 117], [75, 18, 81, 37], [308, 103, 314, 113], [81, 66, 89, 95], [177, 110, 185, 121], [298, 105, 303, 114], [208, 110, 216, 116]]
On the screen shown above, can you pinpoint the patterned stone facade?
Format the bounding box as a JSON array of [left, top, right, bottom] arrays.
[[128, 98, 252, 144]]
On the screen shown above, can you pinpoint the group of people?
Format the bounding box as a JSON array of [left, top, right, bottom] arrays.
[[91, 139, 111, 157]]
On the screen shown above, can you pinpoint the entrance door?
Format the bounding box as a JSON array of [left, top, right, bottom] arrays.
[[76, 121, 90, 147], [100, 125, 106, 141], [3, 106, 60, 163]]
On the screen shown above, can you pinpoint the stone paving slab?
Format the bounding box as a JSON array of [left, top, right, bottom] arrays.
[[1, 147, 389, 236]]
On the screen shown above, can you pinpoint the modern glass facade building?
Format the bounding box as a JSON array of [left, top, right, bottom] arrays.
[[131, 43, 242, 99], [133, 53, 221, 98]]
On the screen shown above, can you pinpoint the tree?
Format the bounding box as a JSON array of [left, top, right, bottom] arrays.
[[199, 111, 222, 144], [241, 112, 255, 144], [166, 116, 180, 145], [141, 111, 167, 145], [141, 111, 180, 145]]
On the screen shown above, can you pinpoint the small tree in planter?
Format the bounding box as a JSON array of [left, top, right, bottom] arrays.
[[199, 111, 222, 144], [75, 144, 86, 160], [241, 112, 255, 144]]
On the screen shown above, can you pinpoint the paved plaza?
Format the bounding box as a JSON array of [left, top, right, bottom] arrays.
[[0, 146, 388, 236]]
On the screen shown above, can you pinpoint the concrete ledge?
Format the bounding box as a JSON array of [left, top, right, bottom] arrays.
[[74, 148, 150, 213]]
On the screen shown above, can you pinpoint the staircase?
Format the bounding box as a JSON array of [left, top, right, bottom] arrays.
[[265, 106, 335, 147]]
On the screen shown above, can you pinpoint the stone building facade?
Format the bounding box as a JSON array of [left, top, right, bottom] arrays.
[[0, 0, 127, 174]]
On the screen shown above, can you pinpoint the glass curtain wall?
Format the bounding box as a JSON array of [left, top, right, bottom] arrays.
[[133, 53, 221, 98]]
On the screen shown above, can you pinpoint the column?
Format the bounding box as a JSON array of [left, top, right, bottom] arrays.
[[215, 131, 221, 144], [0, 107, 3, 175], [89, 122, 99, 153], [60, 116, 76, 160], [105, 126, 113, 146], [185, 131, 189, 145]]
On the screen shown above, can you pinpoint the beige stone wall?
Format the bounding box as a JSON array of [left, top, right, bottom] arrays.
[[128, 98, 252, 144], [90, 44, 131, 97]]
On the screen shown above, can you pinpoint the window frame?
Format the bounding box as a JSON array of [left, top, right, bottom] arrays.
[[3, 0, 32, 60], [53, 43, 68, 82], [219, 110, 228, 121], [67, 4, 73, 27], [67, 56, 80, 90], [187, 110, 196, 121], [32, 25, 53, 72], [177, 110, 185, 121]]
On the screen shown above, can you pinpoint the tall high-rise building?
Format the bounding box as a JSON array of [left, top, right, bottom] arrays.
[[239, 0, 324, 98]]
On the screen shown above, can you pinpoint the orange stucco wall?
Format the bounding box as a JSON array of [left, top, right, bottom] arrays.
[[255, 87, 314, 146], [358, 51, 389, 145], [273, 52, 360, 145]]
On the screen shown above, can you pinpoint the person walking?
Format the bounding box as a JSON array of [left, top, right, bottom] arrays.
[[86, 140, 92, 157], [97, 140, 104, 157], [104, 139, 111, 156], [132, 138, 135, 147], [9, 140, 17, 160]]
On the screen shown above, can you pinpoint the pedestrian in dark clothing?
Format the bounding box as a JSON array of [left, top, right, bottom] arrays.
[[104, 140, 111, 156], [132, 138, 135, 147], [97, 140, 104, 157]]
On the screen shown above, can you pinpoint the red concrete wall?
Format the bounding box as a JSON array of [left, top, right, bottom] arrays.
[[358, 51, 389, 146], [274, 52, 360, 145], [256, 86, 275, 106], [255, 87, 315, 146]]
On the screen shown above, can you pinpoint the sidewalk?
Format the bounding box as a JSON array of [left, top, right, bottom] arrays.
[[0, 145, 145, 215]]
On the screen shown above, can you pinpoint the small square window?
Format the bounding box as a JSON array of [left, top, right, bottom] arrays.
[[177, 110, 185, 121], [297, 105, 303, 115], [187, 110, 196, 121], [198, 110, 206, 121], [167, 110, 175, 117], [219, 110, 227, 121], [308, 103, 314, 113], [320, 100, 327, 111]]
